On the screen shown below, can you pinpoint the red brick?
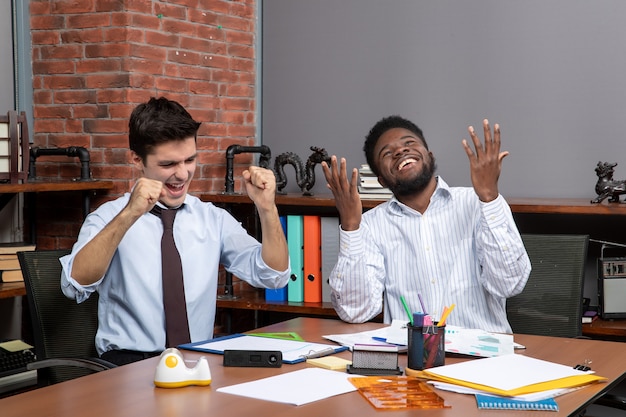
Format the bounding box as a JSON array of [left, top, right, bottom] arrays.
[[84, 119, 127, 134], [54, 90, 98, 104], [67, 13, 112, 29], [50, 0, 95, 14], [85, 43, 130, 58], [77, 59, 122, 74], [154, 3, 187, 21], [84, 73, 131, 89], [30, 1, 257, 247], [62, 29, 104, 43]]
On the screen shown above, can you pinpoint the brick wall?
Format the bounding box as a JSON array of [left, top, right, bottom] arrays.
[[29, 0, 257, 249]]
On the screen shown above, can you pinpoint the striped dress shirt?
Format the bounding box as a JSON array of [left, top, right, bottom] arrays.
[[330, 177, 531, 333]]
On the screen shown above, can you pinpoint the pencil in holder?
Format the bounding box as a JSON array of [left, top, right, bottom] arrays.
[[407, 323, 445, 371]]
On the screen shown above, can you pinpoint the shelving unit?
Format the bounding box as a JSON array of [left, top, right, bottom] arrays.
[[202, 192, 626, 335]]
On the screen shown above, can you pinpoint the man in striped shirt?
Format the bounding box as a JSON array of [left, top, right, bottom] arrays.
[[321, 115, 531, 333]]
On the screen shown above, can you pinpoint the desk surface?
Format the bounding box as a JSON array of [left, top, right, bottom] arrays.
[[2, 317, 626, 417]]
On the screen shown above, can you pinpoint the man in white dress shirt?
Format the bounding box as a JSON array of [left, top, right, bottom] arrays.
[[321, 115, 530, 333]]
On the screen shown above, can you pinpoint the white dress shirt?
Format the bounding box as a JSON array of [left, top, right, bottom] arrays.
[[330, 177, 531, 333], [61, 193, 290, 355]]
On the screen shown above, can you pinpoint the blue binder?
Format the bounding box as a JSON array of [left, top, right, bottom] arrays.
[[265, 215, 288, 301]]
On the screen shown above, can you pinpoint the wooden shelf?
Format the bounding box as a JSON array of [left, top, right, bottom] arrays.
[[201, 192, 626, 215], [216, 286, 338, 317], [200, 192, 384, 210], [205, 192, 626, 336], [507, 198, 626, 215], [0, 282, 26, 299], [583, 318, 626, 342], [0, 180, 114, 194]]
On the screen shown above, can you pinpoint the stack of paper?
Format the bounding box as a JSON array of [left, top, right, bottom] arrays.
[[415, 354, 606, 397], [323, 321, 515, 358]]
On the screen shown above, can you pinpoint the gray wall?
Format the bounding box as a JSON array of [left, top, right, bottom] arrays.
[[261, 0, 626, 198]]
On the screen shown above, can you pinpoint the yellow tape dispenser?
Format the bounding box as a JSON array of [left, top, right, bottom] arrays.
[[154, 348, 212, 388]]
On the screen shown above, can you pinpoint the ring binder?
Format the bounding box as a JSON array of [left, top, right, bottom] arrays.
[[300, 347, 336, 360]]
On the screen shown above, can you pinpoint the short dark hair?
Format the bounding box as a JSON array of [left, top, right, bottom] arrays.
[[363, 115, 428, 177], [129, 97, 201, 161]]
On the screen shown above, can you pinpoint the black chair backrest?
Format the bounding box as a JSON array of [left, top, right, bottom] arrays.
[[506, 234, 589, 338], [18, 249, 100, 385]]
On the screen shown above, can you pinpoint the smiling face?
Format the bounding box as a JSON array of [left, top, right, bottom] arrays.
[[132, 136, 198, 208], [373, 127, 436, 197]]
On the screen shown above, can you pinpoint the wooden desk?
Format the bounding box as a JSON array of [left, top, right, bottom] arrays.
[[2, 317, 625, 417], [583, 317, 626, 341]]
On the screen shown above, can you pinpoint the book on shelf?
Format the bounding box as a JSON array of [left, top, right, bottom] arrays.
[[582, 310, 598, 324], [358, 182, 393, 199], [0, 242, 36, 255], [359, 194, 393, 200], [0, 269, 23, 283], [0, 244, 35, 283], [0, 256, 20, 271], [359, 178, 382, 187], [358, 164, 373, 175], [358, 164, 392, 198]]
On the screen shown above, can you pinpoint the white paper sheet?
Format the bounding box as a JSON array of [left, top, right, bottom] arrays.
[[216, 368, 361, 406], [425, 354, 593, 391]]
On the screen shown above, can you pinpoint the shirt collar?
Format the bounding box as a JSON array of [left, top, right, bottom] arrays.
[[386, 176, 452, 215]]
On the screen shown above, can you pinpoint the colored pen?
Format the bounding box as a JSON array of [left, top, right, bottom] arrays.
[[417, 293, 427, 314], [400, 295, 414, 325], [438, 303, 455, 327]]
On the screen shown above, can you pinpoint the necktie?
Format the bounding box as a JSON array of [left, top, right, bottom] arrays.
[[151, 205, 191, 347]]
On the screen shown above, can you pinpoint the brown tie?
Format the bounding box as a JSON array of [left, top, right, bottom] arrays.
[[151, 205, 191, 347]]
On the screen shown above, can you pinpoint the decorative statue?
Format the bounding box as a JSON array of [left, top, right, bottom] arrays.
[[273, 146, 331, 195], [591, 161, 626, 203]]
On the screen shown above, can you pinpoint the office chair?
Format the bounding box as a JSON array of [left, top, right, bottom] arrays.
[[506, 234, 589, 338], [506, 234, 626, 412], [18, 249, 116, 386]]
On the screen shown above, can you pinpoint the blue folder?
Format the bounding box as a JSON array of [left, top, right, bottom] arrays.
[[179, 333, 348, 364]]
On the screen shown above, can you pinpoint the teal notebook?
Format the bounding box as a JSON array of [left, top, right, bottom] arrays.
[[475, 394, 558, 411]]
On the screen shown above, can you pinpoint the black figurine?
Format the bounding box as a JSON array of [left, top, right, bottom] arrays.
[[591, 161, 626, 203], [273, 146, 331, 195]]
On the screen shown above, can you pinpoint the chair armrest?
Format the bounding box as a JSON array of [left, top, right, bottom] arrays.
[[27, 357, 117, 373], [594, 393, 626, 410]]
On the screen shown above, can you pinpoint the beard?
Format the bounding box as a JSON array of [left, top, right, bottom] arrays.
[[387, 155, 437, 197]]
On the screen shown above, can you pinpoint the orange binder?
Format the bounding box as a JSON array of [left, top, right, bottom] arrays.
[[303, 215, 322, 303]]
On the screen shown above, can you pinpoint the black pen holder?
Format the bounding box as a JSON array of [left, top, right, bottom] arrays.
[[407, 324, 445, 371]]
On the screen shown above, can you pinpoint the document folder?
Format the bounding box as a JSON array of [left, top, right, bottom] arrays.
[[179, 334, 348, 364]]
